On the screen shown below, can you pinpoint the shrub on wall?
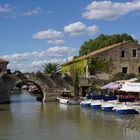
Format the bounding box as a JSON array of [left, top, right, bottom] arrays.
[[61, 59, 87, 77]]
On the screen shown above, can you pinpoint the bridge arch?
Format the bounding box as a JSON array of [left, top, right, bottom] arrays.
[[0, 72, 73, 103], [14, 79, 45, 101]]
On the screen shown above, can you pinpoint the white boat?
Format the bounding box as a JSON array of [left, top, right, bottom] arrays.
[[90, 100, 102, 109], [57, 90, 81, 105], [113, 103, 139, 114], [126, 101, 140, 113], [80, 99, 92, 107], [131, 105, 140, 113], [57, 97, 81, 105], [101, 100, 118, 111]]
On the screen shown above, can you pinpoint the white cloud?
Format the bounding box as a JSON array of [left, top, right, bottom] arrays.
[[0, 4, 13, 13], [1, 46, 76, 72], [33, 29, 64, 45], [22, 7, 43, 16], [48, 39, 65, 45], [47, 46, 74, 54], [31, 59, 63, 67], [33, 29, 63, 40], [82, 0, 140, 20], [64, 21, 99, 36]]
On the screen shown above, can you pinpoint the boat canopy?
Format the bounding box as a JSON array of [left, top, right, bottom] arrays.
[[100, 82, 121, 90], [119, 82, 140, 92]]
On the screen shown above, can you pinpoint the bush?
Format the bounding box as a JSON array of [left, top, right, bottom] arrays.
[[112, 72, 135, 81]]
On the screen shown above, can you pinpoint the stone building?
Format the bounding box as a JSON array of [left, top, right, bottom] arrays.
[[0, 58, 9, 73], [61, 40, 140, 96], [61, 41, 140, 80]]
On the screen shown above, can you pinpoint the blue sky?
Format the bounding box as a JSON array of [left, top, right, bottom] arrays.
[[0, 0, 140, 72]]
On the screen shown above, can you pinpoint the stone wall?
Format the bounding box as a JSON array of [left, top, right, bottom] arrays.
[[94, 41, 140, 79], [0, 63, 7, 72], [0, 74, 18, 103]]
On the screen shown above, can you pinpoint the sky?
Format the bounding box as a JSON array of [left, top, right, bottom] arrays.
[[0, 0, 140, 72]]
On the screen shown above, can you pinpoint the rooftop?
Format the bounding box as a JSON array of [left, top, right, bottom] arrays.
[[0, 58, 9, 64], [62, 40, 135, 66]]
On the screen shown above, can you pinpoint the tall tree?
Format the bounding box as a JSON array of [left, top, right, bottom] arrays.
[[79, 33, 137, 56]]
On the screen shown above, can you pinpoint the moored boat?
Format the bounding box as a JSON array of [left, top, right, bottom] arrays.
[[90, 100, 102, 109], [113, 104, 139, 114], [28, 85, 40, 95], [126, 101, 140, 114], [90, 95, 104, 109], [101, 101, 117, 111], [101, 95, 118, 111], [80, 99, 92, 107], [57, 90, 81, 105]]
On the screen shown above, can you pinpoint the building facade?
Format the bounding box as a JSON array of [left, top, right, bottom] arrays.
[[61, 41, 140, 80], [0, 58, 9, 73]]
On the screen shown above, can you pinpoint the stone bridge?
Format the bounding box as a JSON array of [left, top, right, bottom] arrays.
[[0, 72, 73, 104]]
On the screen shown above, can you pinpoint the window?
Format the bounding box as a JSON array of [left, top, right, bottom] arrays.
[[121, 50, 125, 58], [133, 49, 137, 57], [122, 67, 128, 73], [89, 68, 95, 75], [138, 67, 140, 73]]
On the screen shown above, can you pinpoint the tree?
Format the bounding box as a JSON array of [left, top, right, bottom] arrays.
[[42, 63, 61, 74], [73, 70, 79, 96], [79, 33, 137, 56], [87, 57, 112, 78]]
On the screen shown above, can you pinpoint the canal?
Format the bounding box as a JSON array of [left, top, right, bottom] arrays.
[[0, 91, 140, 140]]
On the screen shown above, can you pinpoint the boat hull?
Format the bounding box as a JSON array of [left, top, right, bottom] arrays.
[[91, 105, 101, 109], [80, 100, 91, 107], [57, 97, 80, 105], [101, 102, 117, 111], [115, 109, 139, 114], [80, 103, 91, 107], [91, 100, 102, 109]]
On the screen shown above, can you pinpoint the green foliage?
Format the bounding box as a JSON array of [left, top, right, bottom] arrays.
[[42, 63, 61, 74], [61, 59, 87, 77], [79, 33, 137, 56], [87, 57, 112, 75], [112, 72, 136, 81]]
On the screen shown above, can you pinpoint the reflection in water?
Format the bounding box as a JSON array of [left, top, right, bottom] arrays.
[[81, 107, 140, 140], [0, 92, 140, 140]]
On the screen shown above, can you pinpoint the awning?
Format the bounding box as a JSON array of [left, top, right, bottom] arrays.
[[100, 82, 120, 90], [119, 82, 140, 92], [116, 78, 137, 83]]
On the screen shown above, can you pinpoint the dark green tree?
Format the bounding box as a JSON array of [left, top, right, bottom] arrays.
[[42, 63, 61, 74], [79, 33, 137, 56]]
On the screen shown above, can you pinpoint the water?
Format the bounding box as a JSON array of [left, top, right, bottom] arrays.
[[0, 91, 140, 140]]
